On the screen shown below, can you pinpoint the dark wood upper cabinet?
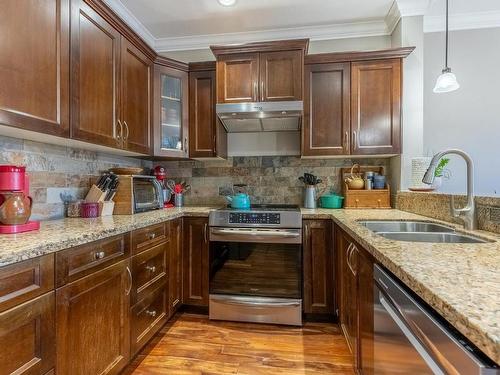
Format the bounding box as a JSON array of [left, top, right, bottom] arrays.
[[189, 68, 227, 159], [260, 50, 303, 101], [351, 59, 401, 155], [153, 64, 189, 158], [183, 217, 209, 307], [0, 292, 55, 375], [168, 218, 183, 317], [56, 260, 130, 375], [120, 38, 152, 154], [70, 0, 121, 149], [212, 39, 308, 104], [216, 53, 260, 103], [0, 0, 69, 137], [302, 220, 334, 315], [302, 62, 350, 156]]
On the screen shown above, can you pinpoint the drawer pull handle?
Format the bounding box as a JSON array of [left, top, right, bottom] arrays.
[[148, 232, 156, 240], [146, 265, 156, 273], [95, 251, 105, 260], [146, 310, 157, 318]]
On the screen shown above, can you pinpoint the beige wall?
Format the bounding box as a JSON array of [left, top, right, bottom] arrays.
[[160, 35, 392, 63]]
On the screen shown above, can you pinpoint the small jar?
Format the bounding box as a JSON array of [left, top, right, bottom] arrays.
[[67, 200, 82, 218], [80, 202, 100, 218]]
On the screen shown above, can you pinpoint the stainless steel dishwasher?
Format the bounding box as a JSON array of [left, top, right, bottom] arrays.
[[373, 264, 499, 374]]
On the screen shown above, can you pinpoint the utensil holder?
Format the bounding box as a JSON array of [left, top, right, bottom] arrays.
[[174, 193, 184, 207]]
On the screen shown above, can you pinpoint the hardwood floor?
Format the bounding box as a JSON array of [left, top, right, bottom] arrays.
[[123, 313, 355, 375]]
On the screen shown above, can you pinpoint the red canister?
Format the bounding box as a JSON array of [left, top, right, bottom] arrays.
[[0, 165, 26, 191], [80, 202, 100, 218]]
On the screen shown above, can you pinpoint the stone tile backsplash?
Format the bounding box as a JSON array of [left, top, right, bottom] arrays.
[[396, 191, 500, 234], [157, 156, 391, 206], [0, 135, 151, 220]]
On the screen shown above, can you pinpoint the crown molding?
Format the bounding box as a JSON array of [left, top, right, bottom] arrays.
[[424, 10, 500, 33], [103, 0, 155, 48], [155, 20, 390, 52]]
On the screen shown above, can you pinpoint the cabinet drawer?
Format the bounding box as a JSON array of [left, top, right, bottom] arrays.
[[131, 242, 168, 305], [0, 292, 55, 375], [131, 282, 168, 355], [0, 254, 54, 313], [56, 233, 130, 287], [131, 222, 169, 255]]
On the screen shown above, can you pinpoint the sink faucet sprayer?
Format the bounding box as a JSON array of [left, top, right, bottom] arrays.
[[422, 149, 477, 230]]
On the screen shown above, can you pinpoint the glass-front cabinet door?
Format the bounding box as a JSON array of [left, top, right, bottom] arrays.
[[153, 64, 189, 157]]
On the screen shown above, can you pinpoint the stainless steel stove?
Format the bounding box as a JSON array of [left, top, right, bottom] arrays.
[[208, 204, 303, 326]]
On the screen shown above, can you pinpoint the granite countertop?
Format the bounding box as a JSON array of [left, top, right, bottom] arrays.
[[0, 206, 217, 267], [0, 207, 499, 363], [304, 208, 500, 365]]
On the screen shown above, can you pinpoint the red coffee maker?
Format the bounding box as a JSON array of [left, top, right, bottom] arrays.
[[0, 165, 40, 234]]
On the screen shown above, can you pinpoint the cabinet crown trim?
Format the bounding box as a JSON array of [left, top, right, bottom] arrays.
[[210, 38, 309, 56], [305, 47, 415, 65]]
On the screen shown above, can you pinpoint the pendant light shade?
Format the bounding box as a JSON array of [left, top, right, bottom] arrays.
[[433, 68, 460, 93], [434, 0, 459, 93]]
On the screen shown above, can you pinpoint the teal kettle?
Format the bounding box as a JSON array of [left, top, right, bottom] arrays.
[[225, 192, 251, 210]]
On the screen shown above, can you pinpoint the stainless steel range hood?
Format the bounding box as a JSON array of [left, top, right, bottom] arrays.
[[216, 101, 303, 133]]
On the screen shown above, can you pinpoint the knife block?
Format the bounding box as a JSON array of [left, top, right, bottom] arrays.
[[84, 184, 107, 202]]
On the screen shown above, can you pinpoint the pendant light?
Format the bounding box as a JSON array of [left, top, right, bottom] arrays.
[[433, 0, 460, 93]]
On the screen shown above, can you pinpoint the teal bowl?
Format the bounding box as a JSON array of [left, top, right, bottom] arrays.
[[319, 194, 344, 209]]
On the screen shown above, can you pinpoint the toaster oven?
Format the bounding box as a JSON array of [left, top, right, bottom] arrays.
[[113, 175, 163, 214]]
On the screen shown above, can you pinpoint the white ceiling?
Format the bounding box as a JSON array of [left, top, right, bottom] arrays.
[[118, 0, 394, 38], [104, 0, 500, 51]]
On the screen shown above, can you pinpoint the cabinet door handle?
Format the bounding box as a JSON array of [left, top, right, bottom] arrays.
[[125, 266, 132, 295], [352, 131, 358, 151], [344, 131, 349, 151], [184, 137, 188, 153], [346, 243, 356, 276], [123, 121, 129, 141], [116, 120, 123, 142], [148, 232, 156, 240], [204, 223, 208, 243], [146, 310, 157, 318], [261, 81, 264, 101], [253, 81, 258, 100], [145, 265, 156, 273]]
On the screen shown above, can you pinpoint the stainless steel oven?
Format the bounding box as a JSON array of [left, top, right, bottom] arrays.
[[208, 205, 302, 326]]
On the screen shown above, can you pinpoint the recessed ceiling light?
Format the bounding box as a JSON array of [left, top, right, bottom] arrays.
[[218, 0, 237, 7]]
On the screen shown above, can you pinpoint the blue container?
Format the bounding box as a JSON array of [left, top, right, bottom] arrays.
[[373, 175, 386, 189]]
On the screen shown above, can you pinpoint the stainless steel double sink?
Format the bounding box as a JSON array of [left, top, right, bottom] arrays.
[[358, 220, 490, 244]]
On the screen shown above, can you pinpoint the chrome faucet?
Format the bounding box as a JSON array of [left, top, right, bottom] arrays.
[[422, 149, 477, 230]]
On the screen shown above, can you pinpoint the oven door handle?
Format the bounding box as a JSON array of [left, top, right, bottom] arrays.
[[213, 297, 301, 308], [211, 228, 300, 238]]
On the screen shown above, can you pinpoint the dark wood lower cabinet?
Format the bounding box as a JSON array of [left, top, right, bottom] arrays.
[[130, 281, 168, 356], [0, 292, 55, 375], [182, 217, 209, 307], [56, 260, 130, 375], [336, 224, 374, 374], [302, 220, 334, 314], [168, 218, 183, 316]]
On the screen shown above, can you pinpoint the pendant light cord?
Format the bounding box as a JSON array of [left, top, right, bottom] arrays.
[[445, 0, 449, 69]]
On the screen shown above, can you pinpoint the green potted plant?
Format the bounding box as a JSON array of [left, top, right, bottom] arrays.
[[433, 158, 451, 190]]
